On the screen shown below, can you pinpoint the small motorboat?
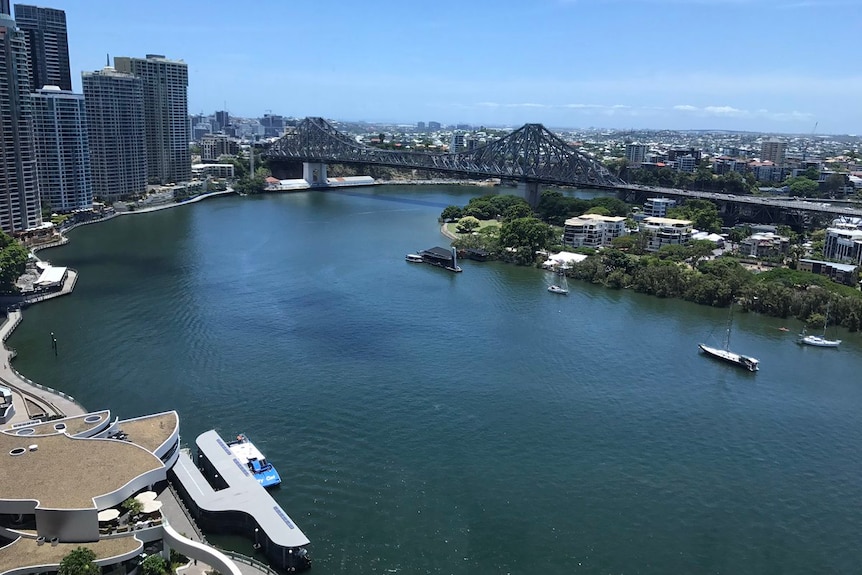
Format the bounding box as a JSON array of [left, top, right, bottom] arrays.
[[547, 284, 569, 295], [405, 253, 424, 263], [778, 327, 790, 332]]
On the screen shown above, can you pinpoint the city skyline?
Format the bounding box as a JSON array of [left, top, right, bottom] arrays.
[[8, 0, 862, 135]]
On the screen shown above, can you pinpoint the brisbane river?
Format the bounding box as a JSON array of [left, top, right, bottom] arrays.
[[10, 185, 862, 574]]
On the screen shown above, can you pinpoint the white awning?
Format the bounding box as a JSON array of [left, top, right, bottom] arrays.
[[135, 491, 157, 503], [141, 500, 163, 514], [97, 509, 120, 522], [34, 266, 67, 287]]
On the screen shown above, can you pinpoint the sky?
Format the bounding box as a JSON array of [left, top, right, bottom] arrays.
[[30, 0, 862, 134]]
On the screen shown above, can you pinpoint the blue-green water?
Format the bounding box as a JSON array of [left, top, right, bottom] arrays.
[[10, 186, 862, 574]]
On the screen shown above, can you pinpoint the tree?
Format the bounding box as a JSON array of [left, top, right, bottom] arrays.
[[141, 554, 167, 575], [0, 231, 28, 293], [502, 203, 534, 221], [667, 199, 722, 233], [440, 205, 463, 221], [499, 217, 555, 265], [584, 206, 611, 216], [59, 547, 100, 575], [122, 497, 142, 516], [788, 177, 820, 198], [611, 236, 637, 251], [456, 216, 480, 234], [823, 173, 846, 196]]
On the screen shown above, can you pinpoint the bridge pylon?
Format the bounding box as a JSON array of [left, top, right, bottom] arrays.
[[517, 181, 541, 208], [302, 162, 328, 187]]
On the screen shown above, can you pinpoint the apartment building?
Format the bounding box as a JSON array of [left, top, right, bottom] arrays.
[[643, 198, 676, 218], [824, 227, 862, 265], [563, 214, 628, 248], [114, 55, 190, 184], [0, 13, 43, 233], [82, 67, 147, 200], [625, 143, 648, 165], [12, 4, 70, 91], [641, 216, 693, 252], [30, 86, 92, 212]]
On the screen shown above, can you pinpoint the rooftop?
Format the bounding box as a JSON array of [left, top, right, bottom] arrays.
[[0, 431, 164, 509], [12, 410, 110, 437], [116, 412, 178, 453], [564, 214, 626, 225], [799, 259, 858, 273], [643, 216, 693, 226], [0, 533, 141, 574]]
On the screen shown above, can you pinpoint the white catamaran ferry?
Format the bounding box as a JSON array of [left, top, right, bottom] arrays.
[[228, 434, 282, 488]]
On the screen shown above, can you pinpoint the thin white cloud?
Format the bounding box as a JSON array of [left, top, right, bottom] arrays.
[[672, 104, 815, 122], [505, 103, 547, 108]]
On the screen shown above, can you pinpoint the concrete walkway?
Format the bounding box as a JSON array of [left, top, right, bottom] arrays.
[[159, 484, 275, 575], [1, 270, 86, 426]]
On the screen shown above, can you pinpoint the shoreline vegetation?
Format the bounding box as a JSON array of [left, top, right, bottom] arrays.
[[440, 191, 862, 333], [20, 181, 862, 341]]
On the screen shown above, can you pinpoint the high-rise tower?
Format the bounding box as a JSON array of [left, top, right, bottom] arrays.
[[82, 67, 147, 200], [31, 86, 92, 212], [12, 4, 71, 91], [114, 54, 190, 184], [0, 13, 43, 233]]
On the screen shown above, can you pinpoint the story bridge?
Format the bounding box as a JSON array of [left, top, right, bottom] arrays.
[[264, 117, 624, 206], [265, 117, 862, 229]]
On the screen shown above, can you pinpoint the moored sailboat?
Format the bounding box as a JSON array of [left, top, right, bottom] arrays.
[[699, 305, 759, 372], [798, 304, 841, 348], [547, 271, 569, 295]]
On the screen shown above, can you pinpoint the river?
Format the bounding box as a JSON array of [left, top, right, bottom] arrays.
[[10, 185, 862, 574]]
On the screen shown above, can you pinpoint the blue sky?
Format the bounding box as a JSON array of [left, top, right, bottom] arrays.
[[36, 0, 862, 134]]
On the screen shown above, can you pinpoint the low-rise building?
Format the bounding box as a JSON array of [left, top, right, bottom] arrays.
[[641, 216, 693, 252], [200, 134, 240, 162], [676, 155, 697, 173], [562, 213, 628, 248], [643, 198, 676, 218], [824, 227, 862, 265], [192, 163, 235, 179], [740, 232, 790, 258], [798, 259, 859, 286]]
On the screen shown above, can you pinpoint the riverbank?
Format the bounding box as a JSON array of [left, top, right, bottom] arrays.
[[0, 270, 86, 424]]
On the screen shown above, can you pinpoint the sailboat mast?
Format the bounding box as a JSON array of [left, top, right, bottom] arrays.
[[724, 305, 734, 350]]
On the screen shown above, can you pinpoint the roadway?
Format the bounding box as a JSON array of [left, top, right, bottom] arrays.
[[617, 184, 862, 218]]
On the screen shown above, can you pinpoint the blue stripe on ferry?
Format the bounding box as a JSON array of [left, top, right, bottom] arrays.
[[215, 438, 232, 455], [273, 506, 296, 529], [233, 458, 250, 476]]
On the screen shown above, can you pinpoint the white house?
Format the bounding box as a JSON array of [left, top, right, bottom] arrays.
[[641, 216, 693, 252], [563, 214, 628, 248]]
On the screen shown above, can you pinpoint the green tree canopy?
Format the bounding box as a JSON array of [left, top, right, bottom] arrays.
[[456, 216, 480, 234], [122, 497, 142, 516], [141, 554, 168, 575], [59, 547, 100, 575], [667, 199, 723, 233], [584, 206, 611, 216], [787, 177, 820, 197], [440, 205, 463, 221], [0, 230, 28, 294], [502, 203, 534, 221], [499, 217, 555, 265]]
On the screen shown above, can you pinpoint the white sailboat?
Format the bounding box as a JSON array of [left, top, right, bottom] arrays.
[[548, 272, 569, 295], [798, 304, 841, 348], [699, 304, 759, 372]]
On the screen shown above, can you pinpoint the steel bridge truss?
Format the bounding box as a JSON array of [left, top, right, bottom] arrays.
[[265, 117, 624, 188]]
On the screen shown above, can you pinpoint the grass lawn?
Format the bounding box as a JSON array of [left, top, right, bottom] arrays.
[[446, 219, 502, 236]]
